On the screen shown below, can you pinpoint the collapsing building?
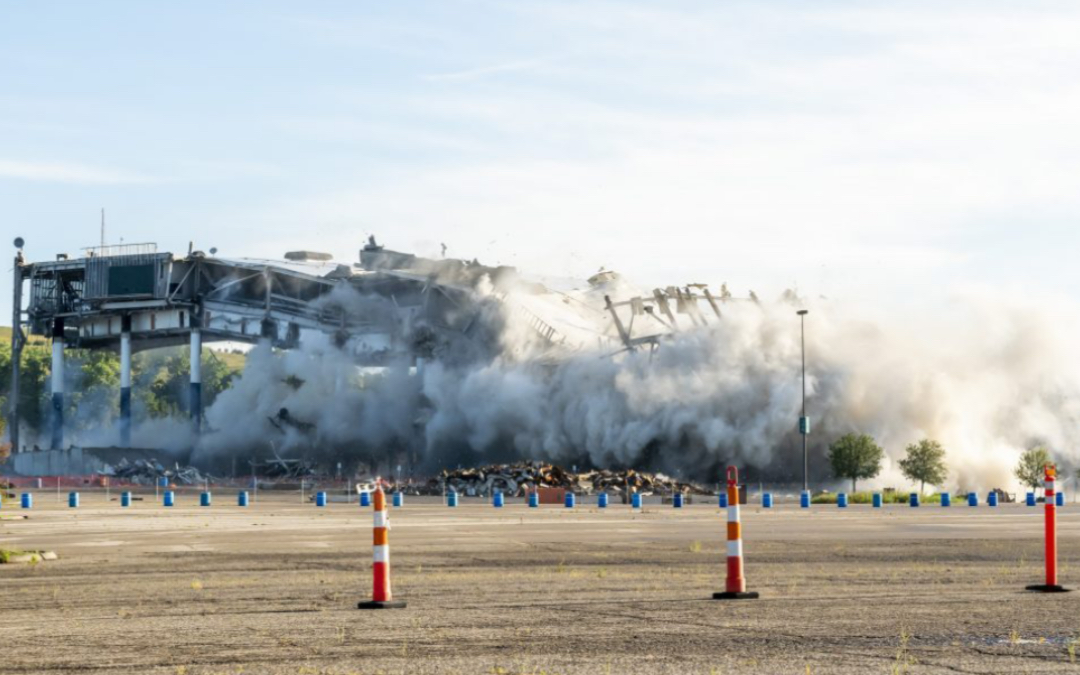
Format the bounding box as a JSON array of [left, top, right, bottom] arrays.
[[7, 236, 746, 473]]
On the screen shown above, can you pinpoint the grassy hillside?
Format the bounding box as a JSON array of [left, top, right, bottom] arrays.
[[0, 326, 47, 346]]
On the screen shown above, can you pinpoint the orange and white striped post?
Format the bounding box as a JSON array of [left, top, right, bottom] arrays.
[[358, 486, 407, 609], [1026, 464, 1069, 593], [713, 466, 759, 600]]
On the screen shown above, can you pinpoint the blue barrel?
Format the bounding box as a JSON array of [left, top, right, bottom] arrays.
[[988, 492, 998, 507], [1056, 492, 1065, 507], [872, 493, 882, 508], [909, 493, 920, 507], [800, 490, 810, 508], [238, 491, 249, 507], [565, 492, 575, 508], [718, 493, 728, 508], [968, 492, 977, 507], [447, 491, 458, 507], [360, 491, 371, 507], [164, 491, 175, 507], [837, 493, 848, 508], [121, 492, 131, 507], [392, 492, 403, 508], [493, 492, 504, 508], [316, 491, 327, 507], [158, 477, 169, 488], [21, 493, 32, 509], [673, 493, 684, 508], [68, 492, 79, 508], [1026, 492, 1036, 506], [528, 492, 539, 508], [940, 492, 951, 507], [632, 492, 642, 509], [597, 492, 609, 508], [762, 493, 773, 508], [200, 492, 211, 507]]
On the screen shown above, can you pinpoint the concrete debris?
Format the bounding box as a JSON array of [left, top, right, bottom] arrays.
[[414, 462, 710, 497], [990, 488, 1016, 503], [106, 457, 212, 485]]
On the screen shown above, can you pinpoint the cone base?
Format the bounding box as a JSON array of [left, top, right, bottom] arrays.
[[712, 591, 760, 600], [357, 600, 408, 609], [1024, 584, 1070, 593]]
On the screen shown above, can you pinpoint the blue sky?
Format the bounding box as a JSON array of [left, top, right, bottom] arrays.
[[4, 1, 1080, 323]]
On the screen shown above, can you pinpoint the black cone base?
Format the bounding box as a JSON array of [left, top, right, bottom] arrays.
[[1025, 584, 1070, 593], [712, 591, 760, 600], [357, 600, 408, 609]]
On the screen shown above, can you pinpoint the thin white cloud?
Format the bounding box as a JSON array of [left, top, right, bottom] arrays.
[[0, 159, 154, 185], [424, 57, 550, 82]]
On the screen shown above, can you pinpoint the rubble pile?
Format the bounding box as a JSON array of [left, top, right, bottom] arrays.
[[419, 462, 709, 497], [107, 458, 212, 485]]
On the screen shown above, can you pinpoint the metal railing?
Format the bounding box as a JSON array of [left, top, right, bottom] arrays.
[[80, 243, 158, 258]]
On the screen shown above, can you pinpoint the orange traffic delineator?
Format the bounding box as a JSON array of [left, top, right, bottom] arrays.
[[358, 487, 407, 609], [1026, 464, 1070, 593], [713, 466, 759, 600]]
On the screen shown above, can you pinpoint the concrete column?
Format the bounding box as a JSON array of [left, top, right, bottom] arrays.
[[50, 317, 64, 450], [119, 316, 132, 447], [190, 328, 202, 434]]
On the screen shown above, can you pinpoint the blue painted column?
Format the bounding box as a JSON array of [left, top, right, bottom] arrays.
[[119, 317, 132, 447], [50, 317, 64, 449], [190, 328, 202, 434]]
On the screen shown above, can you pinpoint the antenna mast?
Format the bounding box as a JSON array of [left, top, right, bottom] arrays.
[[100, 208, 105, 249]]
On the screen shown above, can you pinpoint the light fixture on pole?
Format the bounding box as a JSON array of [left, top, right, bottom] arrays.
[[797, 309, 809, 493]]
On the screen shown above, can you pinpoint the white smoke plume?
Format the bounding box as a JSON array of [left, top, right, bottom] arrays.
[[183, 272, 1080, 492]]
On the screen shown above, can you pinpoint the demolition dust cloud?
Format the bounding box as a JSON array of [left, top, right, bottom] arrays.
[[186, 272, 1080, 492], [41, 265, 1080, 491]]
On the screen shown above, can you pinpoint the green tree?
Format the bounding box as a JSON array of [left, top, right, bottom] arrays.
[[0, 338, 52, 438], [898, 439, 948, 494], [1015, 446, 1052, 490], [828, 433, 885, 492]]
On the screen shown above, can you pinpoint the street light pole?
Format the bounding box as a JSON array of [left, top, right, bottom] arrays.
[[797, 309, 809, 492]]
